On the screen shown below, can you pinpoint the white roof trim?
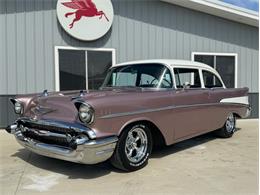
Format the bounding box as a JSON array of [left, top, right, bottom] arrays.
[[114, 59, 223, 87], [161, 0, 259, 27], [114, 59, 216, 71]]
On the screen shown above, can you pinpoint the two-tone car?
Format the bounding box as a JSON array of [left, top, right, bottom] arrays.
[[6, 59, 251, 171]]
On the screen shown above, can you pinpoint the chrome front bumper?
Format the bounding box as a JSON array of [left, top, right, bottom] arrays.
[[7, 119, 118, 164]]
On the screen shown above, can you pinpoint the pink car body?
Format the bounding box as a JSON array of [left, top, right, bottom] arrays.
[[6, 60, 251, 166]]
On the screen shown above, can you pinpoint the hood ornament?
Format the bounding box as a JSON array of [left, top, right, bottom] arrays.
[[42, 89, 48, 97], [71, 90, 86, 101], [79, 90, 85, 97]]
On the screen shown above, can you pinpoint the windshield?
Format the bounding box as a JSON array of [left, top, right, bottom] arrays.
[[102, 63, 173, 88]]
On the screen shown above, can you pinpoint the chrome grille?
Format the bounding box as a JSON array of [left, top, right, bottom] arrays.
[[22, 129, 77, 149], [19, 120, 77, 135]]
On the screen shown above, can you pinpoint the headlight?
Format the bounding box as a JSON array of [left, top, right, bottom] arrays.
[[14, 102, 23, 114], [78, 103, 94, 124]]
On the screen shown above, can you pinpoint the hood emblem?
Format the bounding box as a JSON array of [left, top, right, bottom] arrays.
[[33, 106, 56, 115]]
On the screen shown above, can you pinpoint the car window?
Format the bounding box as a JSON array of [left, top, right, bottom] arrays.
[[111, 71, 137, 87], [140, 74, 156, 85], [102, 64, 173, 88], [202, 70, 223, 88], [174, 68, 201, 88], [140, 69, 172, 88]]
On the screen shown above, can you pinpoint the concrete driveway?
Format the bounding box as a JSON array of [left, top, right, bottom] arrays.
[[0, 119, 258, 195]]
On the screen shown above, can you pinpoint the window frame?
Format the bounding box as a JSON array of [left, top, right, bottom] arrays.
[[201, 69, 224, 89], [103, 63, 174, 89], [54, 46, 116, 91], [173, 66, 203, 89], [191, 52, 238, 88]]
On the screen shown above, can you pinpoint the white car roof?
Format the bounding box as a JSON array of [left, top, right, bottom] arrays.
[[113, 59, 225, 88], [114, 59, 216, 72]]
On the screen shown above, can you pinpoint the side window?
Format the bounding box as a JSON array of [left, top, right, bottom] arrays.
[[174, 68, 201, 88], [202, 70, 223, 88]]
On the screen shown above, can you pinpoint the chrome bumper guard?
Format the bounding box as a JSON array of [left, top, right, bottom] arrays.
[[6, 119, 118, 164]]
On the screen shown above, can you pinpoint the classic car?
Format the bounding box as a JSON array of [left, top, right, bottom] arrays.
[[6, 59, 251, 171]]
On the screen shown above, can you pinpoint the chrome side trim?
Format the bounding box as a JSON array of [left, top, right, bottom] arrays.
[[99, 103, 219, 119], [100, 102, 249, 119], [220, 96, 249, 105], [100, 105, 177, 119]]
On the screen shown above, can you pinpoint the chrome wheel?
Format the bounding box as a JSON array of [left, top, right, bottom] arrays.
[[125, 127, 148, 163], [226, 114, 235, 133]]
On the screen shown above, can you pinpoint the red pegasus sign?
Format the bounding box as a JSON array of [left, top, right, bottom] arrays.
[[62, 0, 109, 28]]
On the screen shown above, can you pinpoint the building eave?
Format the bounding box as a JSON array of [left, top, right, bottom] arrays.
[[161, 0, 259, 27]]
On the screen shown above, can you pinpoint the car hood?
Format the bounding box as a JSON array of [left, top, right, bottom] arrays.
[[16, 88, 157, 122]]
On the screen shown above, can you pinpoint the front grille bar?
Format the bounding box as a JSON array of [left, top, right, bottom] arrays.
[[16, 118, 96, 139], [14, 118, 93, 150]]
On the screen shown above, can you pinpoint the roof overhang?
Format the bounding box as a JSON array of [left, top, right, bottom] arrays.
[[161, 0, 259, 27]]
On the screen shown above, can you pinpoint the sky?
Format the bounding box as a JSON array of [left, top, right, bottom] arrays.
[[221, 0, 259, 12]]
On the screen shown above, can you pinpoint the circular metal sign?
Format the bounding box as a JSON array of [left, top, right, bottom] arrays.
[[57, 0, 114, 41]]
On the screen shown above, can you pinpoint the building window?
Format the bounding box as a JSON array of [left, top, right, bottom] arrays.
[[55, 47, 115, 91], [192, 53, 237, 88]]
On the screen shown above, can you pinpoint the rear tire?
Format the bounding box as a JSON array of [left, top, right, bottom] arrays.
[[215, 113, 236, 138], [110, 124, 153, 172]]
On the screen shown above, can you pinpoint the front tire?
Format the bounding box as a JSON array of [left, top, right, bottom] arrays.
[[215, 113, 236, 138], [110, 124, 153, 171]]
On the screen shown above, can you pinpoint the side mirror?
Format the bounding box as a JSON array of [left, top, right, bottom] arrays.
[[182, 82, 191, 90]]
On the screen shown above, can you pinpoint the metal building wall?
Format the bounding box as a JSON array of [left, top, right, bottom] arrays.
[[0, 0, 258, 127]]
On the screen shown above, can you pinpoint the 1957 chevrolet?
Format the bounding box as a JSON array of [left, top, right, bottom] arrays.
[[6, 60, 251, 171]]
